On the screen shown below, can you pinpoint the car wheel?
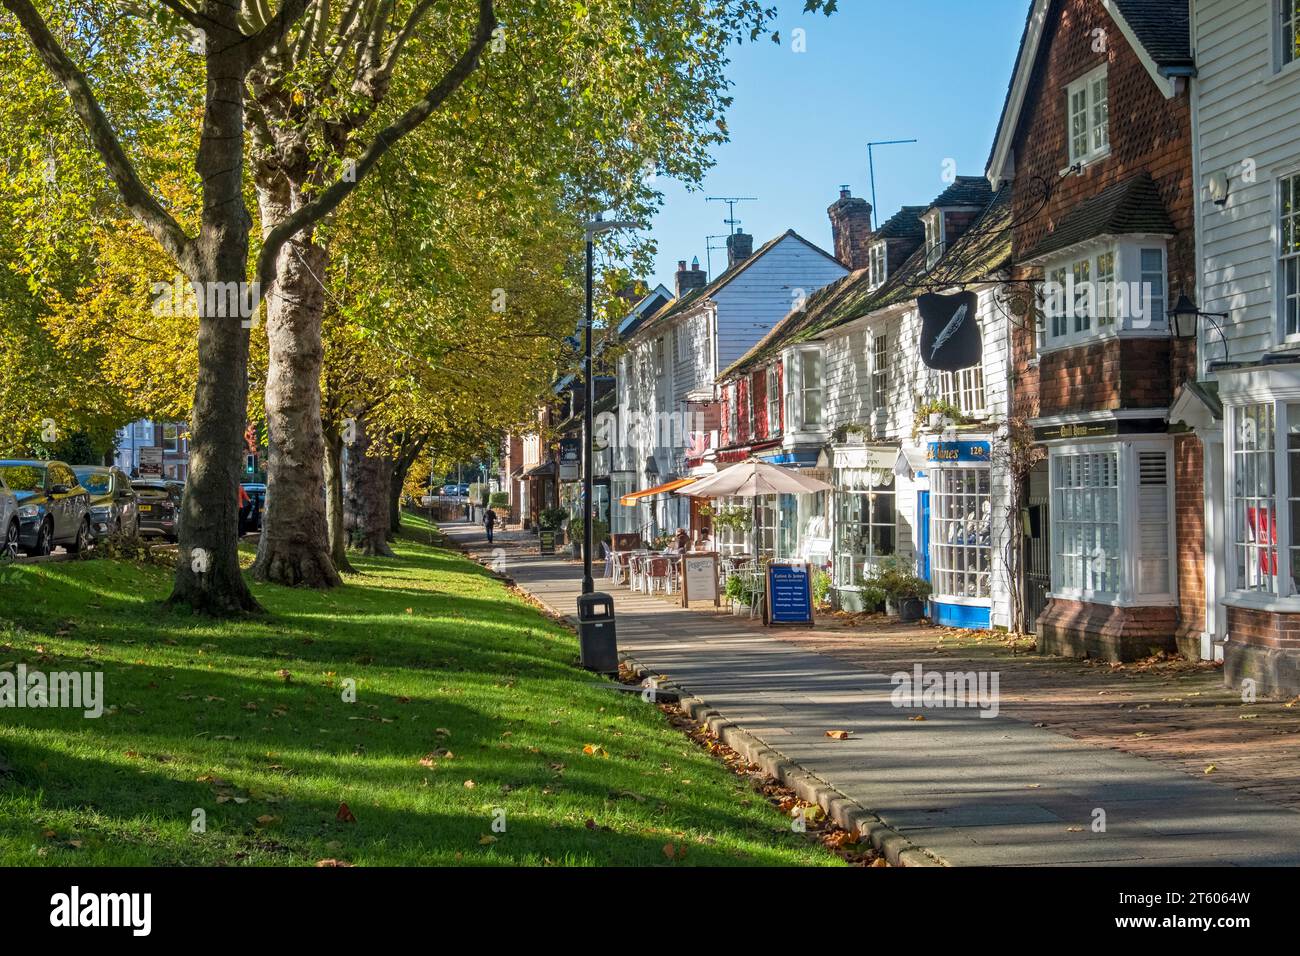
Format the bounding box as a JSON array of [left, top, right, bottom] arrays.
[[31, 519, 52, 557], [68, 518, 92, 554], [4, 520, 18, 559]]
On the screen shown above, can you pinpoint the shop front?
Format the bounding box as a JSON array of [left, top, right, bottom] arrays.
[[924, 438, 995, 629], [830, 444, 903, 611]]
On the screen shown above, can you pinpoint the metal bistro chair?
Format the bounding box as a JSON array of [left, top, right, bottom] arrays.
[[743, 567, 766, 619]]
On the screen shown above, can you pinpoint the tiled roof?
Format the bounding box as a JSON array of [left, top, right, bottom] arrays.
[[632, 229, 841, 340], [720, 188, 1013, 380], [1020, 172, 1174, 263], [874, 206, 926, 240], [1110, 0, 1194, 69], [932, 176, 995, 209]]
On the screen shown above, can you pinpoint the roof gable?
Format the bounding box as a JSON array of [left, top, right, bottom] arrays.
[[986, 0, 1193, 187]]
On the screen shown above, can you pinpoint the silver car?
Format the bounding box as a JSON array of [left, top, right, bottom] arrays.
[[0, 472, 17, 558], [74, 465, 139, 540]]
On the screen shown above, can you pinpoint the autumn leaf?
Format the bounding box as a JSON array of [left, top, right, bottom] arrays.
[[336, 802, 357, 823], [824, 730, 851, 740], [316, 859, 354, 867], [478, 834, 497, 845], [582, 744, 609, 757], [661, 842, 688, 860]]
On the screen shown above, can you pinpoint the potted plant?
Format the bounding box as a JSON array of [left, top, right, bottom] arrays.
[[724, 573, 757, 615], [860, 555, 932, 622]]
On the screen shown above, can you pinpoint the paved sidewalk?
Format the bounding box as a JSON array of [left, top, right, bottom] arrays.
[[443, 522, 1300, 866]]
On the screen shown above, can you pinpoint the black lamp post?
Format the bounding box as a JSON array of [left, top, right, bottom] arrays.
[[581, 215, 640, 595]]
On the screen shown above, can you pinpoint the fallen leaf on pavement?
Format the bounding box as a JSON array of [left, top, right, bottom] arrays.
[[824, 730, 851, 740]]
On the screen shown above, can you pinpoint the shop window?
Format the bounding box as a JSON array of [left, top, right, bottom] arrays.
[[1231, 403, 1278, 592], [833, 467, 896, 589], [1050, 441, 1175, 602], [1053, 450, 1121, 597], [930, 468, 992, 600]]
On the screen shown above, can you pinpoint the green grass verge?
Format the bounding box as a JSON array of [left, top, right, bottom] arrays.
[[0, 515, 835, 867]]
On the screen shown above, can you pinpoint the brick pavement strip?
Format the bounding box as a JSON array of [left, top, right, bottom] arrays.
[[441, 522, 1300, 866]]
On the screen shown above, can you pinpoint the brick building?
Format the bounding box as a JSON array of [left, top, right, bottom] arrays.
[[987, 0, 1201, 659]]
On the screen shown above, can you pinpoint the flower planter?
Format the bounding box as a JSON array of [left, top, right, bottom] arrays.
[[887, 596, 926, 622]]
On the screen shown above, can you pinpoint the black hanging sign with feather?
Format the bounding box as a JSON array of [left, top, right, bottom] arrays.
[[918, 291, 981, 371]]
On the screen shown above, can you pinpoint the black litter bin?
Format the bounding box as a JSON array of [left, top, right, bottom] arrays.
[[576, 592, 618, 673]]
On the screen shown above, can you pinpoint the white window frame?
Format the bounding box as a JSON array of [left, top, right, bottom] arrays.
[[868, 241, 888, 289], [1066, 64, 1110, 167], [1280, 171, 1300, 341], [766, 364, 781, 436], [1277, 0, 1299, 71], [1041, 239, 1169, 350], [871, 333, 888, 408], [929, 465, 993, 604], [800, 349, 824, 428], [938, 364, 986, 416], [654, 337, 666, 377], [1047, 438, 1177, 606], [923, 211, 944, 269]]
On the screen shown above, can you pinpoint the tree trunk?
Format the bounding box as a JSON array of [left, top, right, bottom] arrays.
[[167, 29, 259, 615], [323, 423, 356, 574], [344, 416, 394, 557], [250, 172, 340, 588]]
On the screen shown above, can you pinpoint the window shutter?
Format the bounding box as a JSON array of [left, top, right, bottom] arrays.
[[1136, 451, 1171, 595]]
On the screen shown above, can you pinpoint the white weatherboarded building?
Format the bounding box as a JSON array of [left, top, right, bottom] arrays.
[[611, 231, 847, 540], [1174, 0, 1300, 695]]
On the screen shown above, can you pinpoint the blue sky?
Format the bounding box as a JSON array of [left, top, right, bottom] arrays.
[[643, 0, 1028, 291]]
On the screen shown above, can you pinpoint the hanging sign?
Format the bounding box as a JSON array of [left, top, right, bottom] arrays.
[[559, 437, 582, 481], [681, 553, 720, 608], [765, 562, 814, 626], [918, 291, 982, 371]]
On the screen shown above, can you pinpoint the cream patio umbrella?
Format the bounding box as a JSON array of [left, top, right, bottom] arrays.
[[681, 458, 832, 558]]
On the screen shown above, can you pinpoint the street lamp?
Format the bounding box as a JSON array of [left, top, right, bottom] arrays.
[[581, 214, 641, 596], [1168, 293, 1230, 365]]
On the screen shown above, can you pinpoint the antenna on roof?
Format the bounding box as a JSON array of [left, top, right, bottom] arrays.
[[704, 234, 730, 281], [866, 139, 918, 229], [706, 196, 758, 234]]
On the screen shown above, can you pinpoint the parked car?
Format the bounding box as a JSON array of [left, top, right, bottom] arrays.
[[74, 465, 139, 540], [240, 482, 266, 535], [455, 483, 470, 497], [0, 472, 18, 558], [442, 483, 459, 497], [0, 460, 92, 556], [132, 479, 185, 542]]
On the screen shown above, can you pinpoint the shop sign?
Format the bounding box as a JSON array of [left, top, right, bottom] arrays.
[[926, 440, 991, 465]]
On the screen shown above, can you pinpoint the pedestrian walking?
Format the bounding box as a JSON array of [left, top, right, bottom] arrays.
[[484, 506, 497, 544]]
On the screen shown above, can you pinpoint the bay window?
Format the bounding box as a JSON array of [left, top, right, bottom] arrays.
[[1049, 440, 1174, 603], [930, 467, 992, 601], [1067, 65, 1109, 166], [801, 350, 823, 427], [1042, 240, 1168, 347]]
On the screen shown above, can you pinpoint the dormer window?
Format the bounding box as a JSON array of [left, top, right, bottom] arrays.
[[923, 212, 944, 269], [868, 241, 888, 289], [1067, 65, 1109, 167]]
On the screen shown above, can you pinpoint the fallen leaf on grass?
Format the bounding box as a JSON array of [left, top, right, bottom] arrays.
[[661, 842, 688, 861], [582, 744, 609, 758], [255, 815, 279, 826], [478, 834, 497, 845], [463, 780, 476, 789], [315, 859, 354, 867], [336, 802, 357, 823]]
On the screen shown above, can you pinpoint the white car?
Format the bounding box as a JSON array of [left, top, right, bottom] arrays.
[[0, 472, 17, 558]]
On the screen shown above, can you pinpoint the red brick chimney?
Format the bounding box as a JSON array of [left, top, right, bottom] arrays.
[[676, 257, 707, 298], [827, 186, 873, 271]]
